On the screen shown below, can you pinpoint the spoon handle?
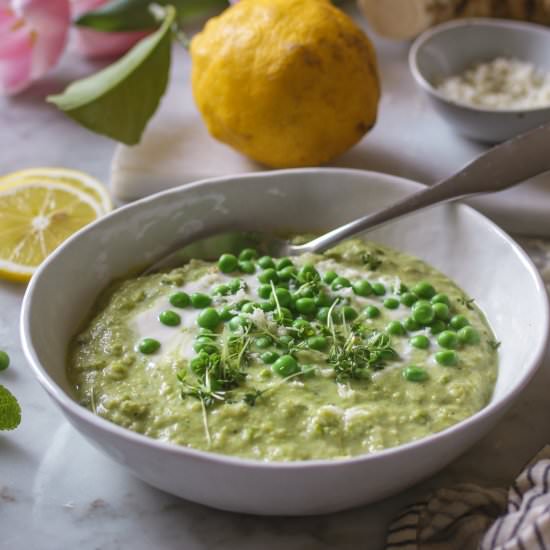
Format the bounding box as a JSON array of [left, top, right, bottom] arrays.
[[297, 122, 550, 255]]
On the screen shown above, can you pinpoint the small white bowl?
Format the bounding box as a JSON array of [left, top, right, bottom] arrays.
[[20, 168, 549, 515], [409, 18, 550, 143]]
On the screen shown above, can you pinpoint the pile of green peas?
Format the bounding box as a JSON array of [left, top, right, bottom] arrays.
[[398, 283, 481, 382], [136, 247, 481, 384]]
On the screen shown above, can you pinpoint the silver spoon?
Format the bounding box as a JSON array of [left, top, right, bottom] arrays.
[[145, 122, 550, 274]]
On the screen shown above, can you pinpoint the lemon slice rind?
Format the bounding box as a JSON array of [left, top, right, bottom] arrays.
[[0, 167, 112, 214]]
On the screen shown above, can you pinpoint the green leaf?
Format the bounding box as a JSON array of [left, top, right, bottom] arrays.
[[0, 385, 21, 431], [75, 0, 228, 32], [48, 6, 175, 145]]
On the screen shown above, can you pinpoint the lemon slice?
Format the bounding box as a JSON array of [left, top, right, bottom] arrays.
[[0, 181, 103, 282], [0, 167, 112, 214]]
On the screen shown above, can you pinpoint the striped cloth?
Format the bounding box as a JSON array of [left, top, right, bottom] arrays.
[[386, 446, 550, 549]]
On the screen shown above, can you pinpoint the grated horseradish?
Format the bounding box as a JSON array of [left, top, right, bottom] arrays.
[[436, 57, 550, 110]]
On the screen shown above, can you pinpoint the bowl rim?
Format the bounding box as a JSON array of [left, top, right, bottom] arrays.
[[408, 17, 550, 115], [20, 167, 550, 470]]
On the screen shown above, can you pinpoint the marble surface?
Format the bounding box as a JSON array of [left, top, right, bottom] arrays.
[[2, 30, 550, 550]]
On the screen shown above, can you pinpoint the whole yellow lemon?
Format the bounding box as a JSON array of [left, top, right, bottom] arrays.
[[190, 0, 380, 168]]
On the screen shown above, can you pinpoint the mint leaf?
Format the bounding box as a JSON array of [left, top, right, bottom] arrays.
[[0, 385, 21, 431], [76, 0, 228, 32], [48, 6, 175, 145]]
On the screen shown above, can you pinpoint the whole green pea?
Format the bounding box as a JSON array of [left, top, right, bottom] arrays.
[[197, 307, 221, 330], [159, 310, 181, 327], [410, 335, 430, 349], [402, 365, 428, 382], [384, 297, 400, 310], [276, 257, 293, 270], [307, 336, 328, 351], [431, 293, 450, 306], [257, 255, 275, 269], [364, 305, 380, 319], [437, 330, 459, 349], [432, 302, 450, 321], [239, 248, 258, 261], [386, 321, 405, 336], [412, 300, 435, 325], [238, 260, 256, 274], [218, 253, 238, 273], [371, 282, 386, 296], [272, 355, 300, 377], [403, 365, 428, 382], [137, 338, 160, 355], [0, 350, 9, 370], [191, 293, 212, 309], [227, 278, 243, 293], [400, 292, 418, 307], [273, 287, 292, 307], [169, 291, 190, 308], [331, 276, 351, 290], [458, 326, 480, 345], [278, 265, 297, 281], [296, 297, 316, 315], [323, 271, 338, 284], [435, 350, 458, 366], [258, 284, 272, 299], [255, 336, 273, 349], [219, 306, 234, 321], [353, 280, 372, 297], [450, 314, 470, 330], [228, 316, 248, 331], [413, 281, 436, 299], [258, 268, 278, 284]]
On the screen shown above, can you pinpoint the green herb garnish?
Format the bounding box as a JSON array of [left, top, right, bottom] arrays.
[[361, 252, 382, 271], [457, 296, 476, 310]]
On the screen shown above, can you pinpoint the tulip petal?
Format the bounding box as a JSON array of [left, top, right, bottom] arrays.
[[14, 0, 71, 77], [0, 0, 70, 95], [0, 31, 32, 94]]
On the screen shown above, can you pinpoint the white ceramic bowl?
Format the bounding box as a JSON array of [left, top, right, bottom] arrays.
[[409, 18, 550, 143], [21, 168, 549, 515]]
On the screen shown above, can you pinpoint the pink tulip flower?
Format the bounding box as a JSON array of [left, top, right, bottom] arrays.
[[0, 0, 70, 95], [72, 0, 148, 59]]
